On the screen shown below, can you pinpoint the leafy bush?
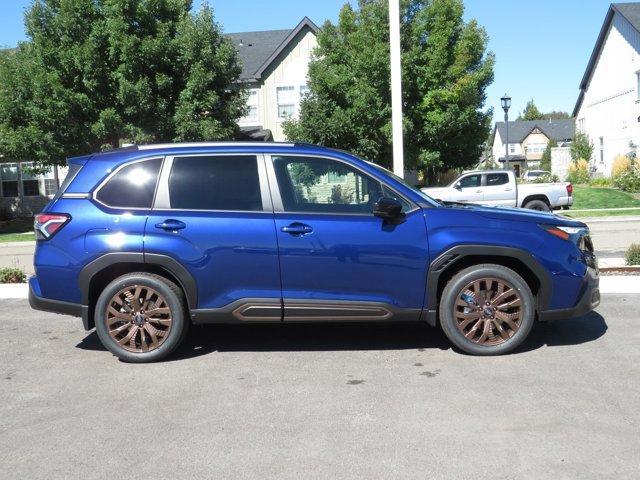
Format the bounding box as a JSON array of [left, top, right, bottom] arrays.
[[566, 159, 590, 184], [626, 244, 640, 266], [0, 267, 26, 283], [571, 132, 593, 162], [533, 173, 559, 183], [589, 177, 612, 187], [613, 166, 640, 192], [612, 155, 632, 179]]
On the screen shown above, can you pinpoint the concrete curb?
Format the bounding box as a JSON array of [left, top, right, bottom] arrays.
[[0, 240, 36, 248], [2, 277, 639, 300]]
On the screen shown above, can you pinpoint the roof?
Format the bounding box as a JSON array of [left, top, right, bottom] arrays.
[[226, 17, 319, 81], [573, 3, 640, 116], [494, 119, 575, 144]]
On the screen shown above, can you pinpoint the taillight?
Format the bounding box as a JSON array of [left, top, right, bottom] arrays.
[[34, 213, 70, 240], [566, 183, 573, 196]]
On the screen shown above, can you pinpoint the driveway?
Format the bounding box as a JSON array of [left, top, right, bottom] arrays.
[[1, 295, 638, 479]]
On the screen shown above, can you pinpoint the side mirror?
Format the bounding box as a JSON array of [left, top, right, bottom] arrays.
[[373, 197, 404, 222], [454, 182, 462, 191]]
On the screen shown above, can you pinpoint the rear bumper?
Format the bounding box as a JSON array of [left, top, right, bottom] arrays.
[[538, 267, 600, 321], [28, 277, 90, 329]]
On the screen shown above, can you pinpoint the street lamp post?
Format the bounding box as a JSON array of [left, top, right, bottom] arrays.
[[501, 94, 511, 171]]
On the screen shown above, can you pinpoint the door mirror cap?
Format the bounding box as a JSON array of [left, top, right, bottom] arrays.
[[454, 182, 462, 190], [373, 197, 404, 222]]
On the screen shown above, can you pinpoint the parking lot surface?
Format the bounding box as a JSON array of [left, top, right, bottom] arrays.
[[1, 295, 638, 479]]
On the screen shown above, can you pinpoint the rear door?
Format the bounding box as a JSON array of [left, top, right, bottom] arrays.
[[144, 153, 282, 319], [481, 172, 515, 207]]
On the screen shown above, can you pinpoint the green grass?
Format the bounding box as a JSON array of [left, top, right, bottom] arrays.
[[571, 186, 640, 209], [0, 218, 35, 243], [562, 208, 640, 219]]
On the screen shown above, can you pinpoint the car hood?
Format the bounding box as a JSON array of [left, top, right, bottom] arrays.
[[444, 203, 586, 227]]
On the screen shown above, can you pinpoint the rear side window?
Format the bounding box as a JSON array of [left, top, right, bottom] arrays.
[[53, 162, 83, 200], [168, 155, 262, 211], [95, 158, 162, 208], [486, 173, 509, 186]]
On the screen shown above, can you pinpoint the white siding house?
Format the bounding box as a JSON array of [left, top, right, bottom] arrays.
[[228, 18, 318, 141], [574, 3, 640, 176]]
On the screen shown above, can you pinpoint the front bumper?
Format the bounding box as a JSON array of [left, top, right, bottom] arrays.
[[29, 277, 90, 329], [538, 267, 600, 321]]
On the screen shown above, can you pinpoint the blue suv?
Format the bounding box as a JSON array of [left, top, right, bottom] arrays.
[[29, 143, 600, 362]]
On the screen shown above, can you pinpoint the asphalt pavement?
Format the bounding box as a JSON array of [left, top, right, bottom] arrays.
[[1, 295, 638, 479]]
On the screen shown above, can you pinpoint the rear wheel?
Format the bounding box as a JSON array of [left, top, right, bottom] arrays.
[[95, 273, 189, 363], [523, 199, 550, 212], [439, 264, 535, 355]]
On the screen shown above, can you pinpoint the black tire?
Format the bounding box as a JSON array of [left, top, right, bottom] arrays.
[[523, 199, 550, 212], [439, 264, 535, 356], [95, 273, 189, 363]]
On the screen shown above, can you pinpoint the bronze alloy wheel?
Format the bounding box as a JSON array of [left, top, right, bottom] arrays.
[[105, 285, 172, 353], [454, 277, 523, 346]]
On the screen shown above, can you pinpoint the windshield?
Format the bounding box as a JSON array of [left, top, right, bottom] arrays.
[[365, 161, 440, 206]]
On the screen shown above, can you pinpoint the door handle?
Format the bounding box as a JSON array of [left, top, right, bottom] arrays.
[[505, 188, 513, 191], [475, 190, 483, 193], [281, 223, 313, 235], [155, 219, 186, 231]]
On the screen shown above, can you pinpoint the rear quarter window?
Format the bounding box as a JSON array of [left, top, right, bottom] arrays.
[[95, 158, 162, 208]]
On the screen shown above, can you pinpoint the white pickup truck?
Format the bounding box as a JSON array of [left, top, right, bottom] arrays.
[[421, 170, 573, 211]]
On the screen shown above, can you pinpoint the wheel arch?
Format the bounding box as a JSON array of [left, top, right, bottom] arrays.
[[520, 194, 551, 208], [78, 253, 197, 330], [424, 245, 551, 326]]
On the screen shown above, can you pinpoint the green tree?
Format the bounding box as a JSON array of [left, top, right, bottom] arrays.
[[517, 99, 543, 120], [284, 0, 494, 180], [0, 0, 246, 168], [540, 139, 556, 172], [570, 131, 594, 162]]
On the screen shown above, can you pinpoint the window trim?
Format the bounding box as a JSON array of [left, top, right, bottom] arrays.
[[92, 157, 164, 210], [264, 153, 417, 216], [152, 153, 273, 213]]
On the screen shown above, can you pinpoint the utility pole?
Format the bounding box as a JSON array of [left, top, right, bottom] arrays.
[[389, 0, 404, 178]]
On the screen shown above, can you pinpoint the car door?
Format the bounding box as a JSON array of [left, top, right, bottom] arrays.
[[267, 154, 429, 321], [481, 172, 515, 207], [144, 153, 282, 320], [452, 173, 483, 203]]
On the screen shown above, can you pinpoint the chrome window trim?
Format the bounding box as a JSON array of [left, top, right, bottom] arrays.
[[264, 153, 419, 215], [61, 192, 90, 199], [92, 157, 164, 211], [152, 153, 273, 213]]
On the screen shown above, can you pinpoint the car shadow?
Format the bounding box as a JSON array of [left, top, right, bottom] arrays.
[[75, 311, 607, 360]]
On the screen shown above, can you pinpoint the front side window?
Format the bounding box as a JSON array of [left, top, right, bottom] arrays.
[[1, 163, 19, 198], [168, 155, 262, 211], [96, 158, 162, 208], [458, 174, 481, 189], [273, 155, 389, 214], [485, 173, 509, 186]]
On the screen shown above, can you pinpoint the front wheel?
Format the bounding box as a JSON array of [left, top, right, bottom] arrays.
[[439, 264, 535, 355], [95, 273, 189, 363]]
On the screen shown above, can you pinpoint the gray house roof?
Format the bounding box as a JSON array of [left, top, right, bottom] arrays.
[[573, 3, 640, 116], [226, 17, 319, 82], [494, 119, 575, 144]]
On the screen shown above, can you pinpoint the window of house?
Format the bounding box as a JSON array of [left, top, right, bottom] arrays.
[[21, 162, 41, 197], [277, 86, 296, 119], [599, 137, 604, 164], [578, 118, 585, 132], [300, 84, 309, 98], [272, 155, 388, 214], [168, 155, 262, 211], [636, 71, 640, 100], [1, 163, 19, 198], [241, 89, 259, 123], [509, 144, 515, 154], [95, 158, 162, 208]]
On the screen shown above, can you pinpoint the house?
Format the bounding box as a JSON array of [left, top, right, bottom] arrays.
[[491, 119, 575, 176], [228, 17, 319, 141], [574, 2, 640, 176]]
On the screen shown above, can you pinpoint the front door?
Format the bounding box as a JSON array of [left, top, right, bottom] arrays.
[[144, 153, 282, 320], [453, 173, 484, 204], [268, 154, 429, 321]]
